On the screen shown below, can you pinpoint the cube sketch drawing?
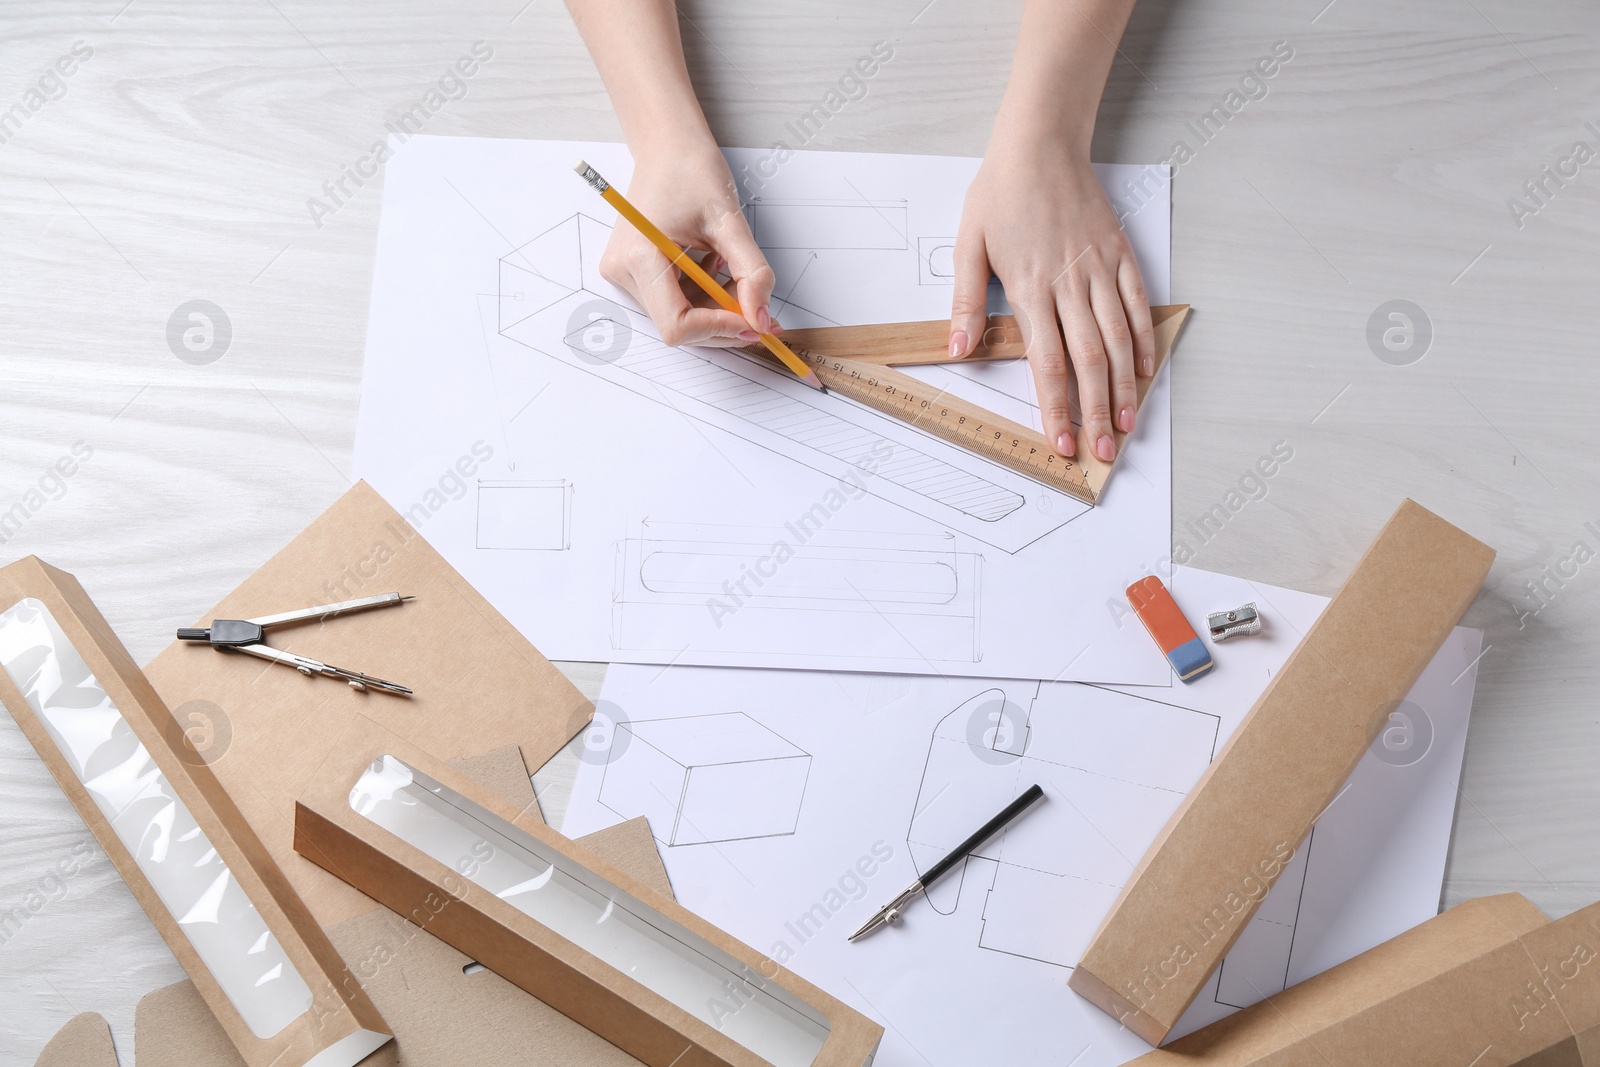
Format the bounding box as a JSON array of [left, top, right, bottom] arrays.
[[598, 713, 812, 847]]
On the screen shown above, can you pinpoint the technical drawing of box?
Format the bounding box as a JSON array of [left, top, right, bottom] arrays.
[[601, 713, 812, 846], [477, 479, 572, 550]]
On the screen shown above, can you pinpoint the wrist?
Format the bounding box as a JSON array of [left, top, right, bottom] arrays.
[[987, 109, 1093, 175], [991, 93, 1093, 161], [624, 104, 718, 166]]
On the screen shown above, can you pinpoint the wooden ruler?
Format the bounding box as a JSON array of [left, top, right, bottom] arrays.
[[749, 304, 1189, 505]]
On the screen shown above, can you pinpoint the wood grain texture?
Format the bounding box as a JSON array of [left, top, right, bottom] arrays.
[[2, 0, 1598, 1060]]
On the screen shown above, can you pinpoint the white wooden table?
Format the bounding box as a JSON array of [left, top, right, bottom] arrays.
[[3, 1, 1597, 1061]]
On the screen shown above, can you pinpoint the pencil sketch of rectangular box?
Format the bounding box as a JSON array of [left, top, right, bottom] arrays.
[[0, 557, 391, 1067], [477, 480, 572, 550], [612, 522, 981, 665], [601, 713, 813, 847], [746, 199, 909, 250], [295, 715, 882, 1067]]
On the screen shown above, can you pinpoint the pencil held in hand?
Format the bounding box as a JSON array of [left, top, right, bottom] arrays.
[[572, 160, 825, 392]]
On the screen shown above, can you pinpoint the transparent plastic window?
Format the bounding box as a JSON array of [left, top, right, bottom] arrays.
[[0, 598, 313, 1039], [351, 754, 832, 1066]]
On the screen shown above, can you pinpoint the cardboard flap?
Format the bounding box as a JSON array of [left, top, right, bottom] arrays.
[[448, 745, 539, 820], [34, 1013, 117, 1067]]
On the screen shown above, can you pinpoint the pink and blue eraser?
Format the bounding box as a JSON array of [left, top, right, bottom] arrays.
[[1127, 576, 1214, 683]]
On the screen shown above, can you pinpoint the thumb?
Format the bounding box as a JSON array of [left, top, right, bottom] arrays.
[[707, 207, 777, 333], [949, 230, 991, 359]]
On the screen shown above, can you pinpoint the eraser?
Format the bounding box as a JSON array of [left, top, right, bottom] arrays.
[[1126, 576, 1213, 682]]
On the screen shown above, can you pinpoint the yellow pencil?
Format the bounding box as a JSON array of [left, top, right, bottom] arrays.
[[573, 160, 825, 392]]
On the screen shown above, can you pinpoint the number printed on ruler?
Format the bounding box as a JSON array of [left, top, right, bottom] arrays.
[[796, 348, 1098, 503]]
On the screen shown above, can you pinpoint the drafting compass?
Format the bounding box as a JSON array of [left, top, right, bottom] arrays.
[[177, 592, 414, 696]]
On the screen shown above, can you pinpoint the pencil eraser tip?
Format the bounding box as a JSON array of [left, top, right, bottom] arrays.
[[573, 159, 590, 175]]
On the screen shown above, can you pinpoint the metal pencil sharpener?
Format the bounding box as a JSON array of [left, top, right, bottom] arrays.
[[1207, 603, 1262, 642]]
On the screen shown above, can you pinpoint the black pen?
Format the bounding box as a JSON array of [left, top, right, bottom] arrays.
[[849, 783, 1045, 942]]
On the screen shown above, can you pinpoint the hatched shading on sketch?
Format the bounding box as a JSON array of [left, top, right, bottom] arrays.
[[495, 212, 1086, 554]]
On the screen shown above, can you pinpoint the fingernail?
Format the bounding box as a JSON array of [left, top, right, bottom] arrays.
[[738, 330, 759, 342], [771, 321, 784, 334], [1119, 406, 1135, 433], [1056, 431, 1075, 457], [758, 305, 773, 332], [1141, 356, 1153, 375], [1096, 435, 1116, 462], [949, 330, 968, 359]]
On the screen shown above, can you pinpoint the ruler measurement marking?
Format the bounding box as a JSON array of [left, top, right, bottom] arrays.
[[787, 345, 1098, 504]]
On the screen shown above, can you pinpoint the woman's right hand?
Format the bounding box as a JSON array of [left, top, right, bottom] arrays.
[[598, 142, 779, 348]]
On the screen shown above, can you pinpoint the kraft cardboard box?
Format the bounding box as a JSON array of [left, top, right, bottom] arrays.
[[295, 715, 885, 1067], [38, 753, 678, 1067], [1069, 499, 1496, 1044], [1130, 893, 1600, 1065], [0, 557, 391, 1067]]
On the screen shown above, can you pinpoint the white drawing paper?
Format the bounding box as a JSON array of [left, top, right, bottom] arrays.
[[559, 566, 1484, 1066], [353, 136, 1177, 683]]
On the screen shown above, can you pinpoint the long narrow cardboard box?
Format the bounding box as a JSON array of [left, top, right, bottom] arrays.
[[0, 558, 391, 1067], [1068, 499, 1495, 1044], [1130, 892, 1600, 1065], [296, 715, 885, 1067]]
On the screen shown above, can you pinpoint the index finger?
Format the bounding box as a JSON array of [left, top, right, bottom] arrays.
[[706, 205, 777, 333]]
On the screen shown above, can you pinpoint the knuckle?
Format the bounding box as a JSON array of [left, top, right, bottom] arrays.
[[1082, 400, 1112, 427], [1029, 352, 1070, 387], [598, 255, 627, 289], [658, 320, 689, 347], [1071, 342, 1109, 373], [1101, 317, 1133, 345], [1055, 266, 1089, 295]]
